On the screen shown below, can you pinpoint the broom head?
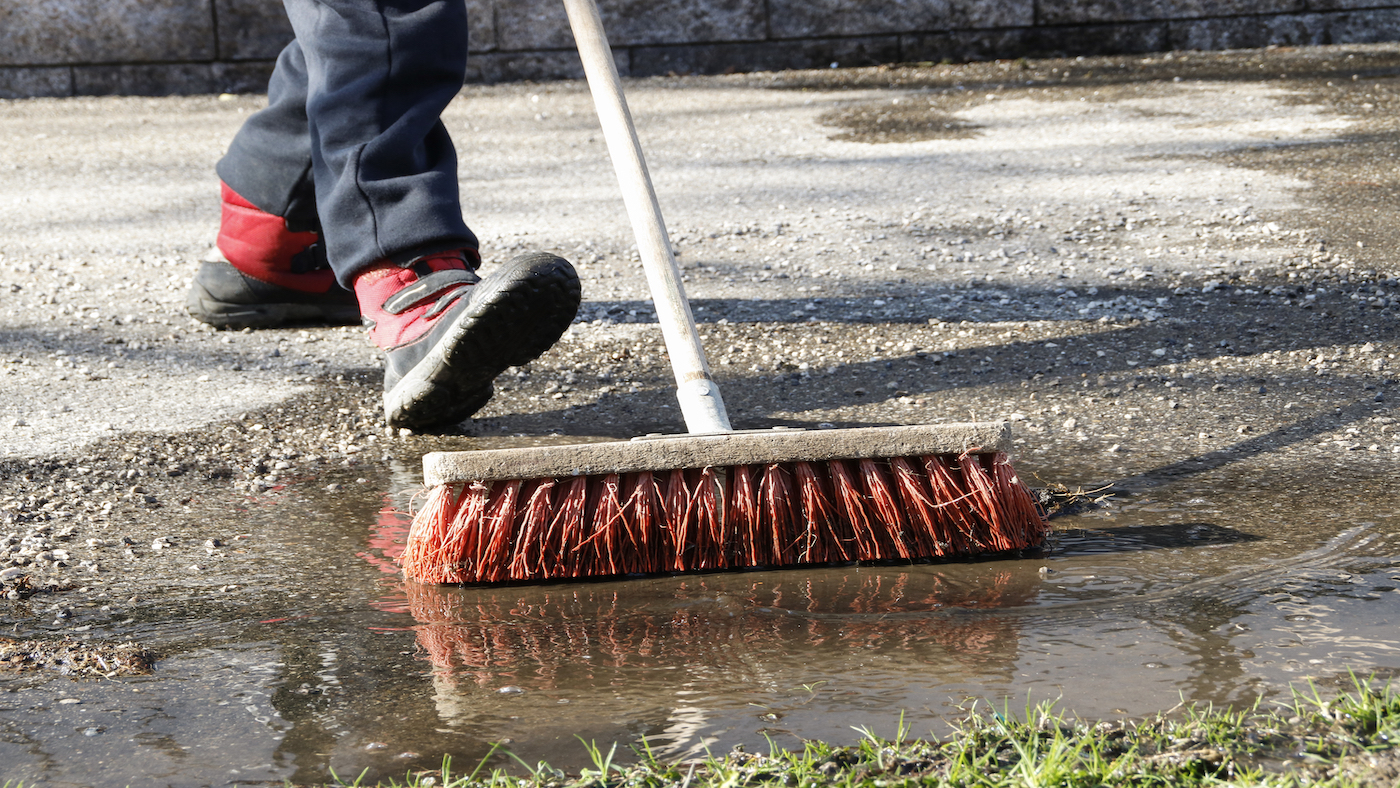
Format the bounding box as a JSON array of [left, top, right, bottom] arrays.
[[401, 422, 1046, 584]]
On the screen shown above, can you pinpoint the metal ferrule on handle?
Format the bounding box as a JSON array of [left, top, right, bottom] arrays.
[[562, 0, 732, 434]]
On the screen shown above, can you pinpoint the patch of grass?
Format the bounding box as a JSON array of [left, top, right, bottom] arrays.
[[354, 676, 1400, 788]]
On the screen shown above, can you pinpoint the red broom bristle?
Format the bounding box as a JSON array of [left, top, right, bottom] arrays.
[[993, 453, 1048, 549], [532, 480, 567, 576], [758, 463, 797, 565], [888, 456, 942, 557], [475, 480, 522, 583], [402, 452, 1048, 584], [922, 455, 980, 553], [727, 464, 760, 567], [793, 461, 847, 563], [439, 482, 491, 583], [399, 483, 457, 585], [958, 453, 1015, 553], [829, 459, 884, 560], [663, 468, 693, 572], [508, 479, 556, 579], [551, 476, 590, 578], [621, 472, 663, 574], [858, 458, 914, 559], [583, 473, 624, 577], [694, 467, 728, 569]]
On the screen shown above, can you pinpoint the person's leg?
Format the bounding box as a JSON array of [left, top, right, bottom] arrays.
[[271, 0, 577, 429], [186, 40, 358, 328], [200, 0, 581, 430], [218, 39, 319, 234], [285, 0, 477, 282]]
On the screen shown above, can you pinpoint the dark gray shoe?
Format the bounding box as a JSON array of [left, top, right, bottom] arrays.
[[185, 252, 360, 329], [371, 252, 582, 430]]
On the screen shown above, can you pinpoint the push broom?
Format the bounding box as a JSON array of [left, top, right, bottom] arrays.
[[399, 0, 1047, 584]]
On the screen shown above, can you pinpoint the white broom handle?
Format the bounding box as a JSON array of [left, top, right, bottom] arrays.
[[562, 0, 732, 435]]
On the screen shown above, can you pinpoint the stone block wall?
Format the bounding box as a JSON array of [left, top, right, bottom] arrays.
[[4, 0, 1400, 98]]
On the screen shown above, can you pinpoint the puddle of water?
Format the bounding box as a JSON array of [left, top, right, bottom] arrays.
[[1, 456, 1397, 786], [0, 645, 288, 785]]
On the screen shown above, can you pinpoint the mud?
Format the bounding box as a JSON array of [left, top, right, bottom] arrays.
[[0, 637, 154, 677], [1, 42, 1399, 787]]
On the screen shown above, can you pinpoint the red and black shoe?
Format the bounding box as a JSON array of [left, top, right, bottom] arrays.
[[357, 250, 581, 430], [185, 183, 360, 328]]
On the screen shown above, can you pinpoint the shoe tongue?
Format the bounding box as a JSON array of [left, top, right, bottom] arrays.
[[414, 251, 470, 274], [354, 252, 470, 298]]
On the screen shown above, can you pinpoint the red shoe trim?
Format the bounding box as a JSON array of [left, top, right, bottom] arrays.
[[355, 254, 473, 350], [215, 182, 333, 293]]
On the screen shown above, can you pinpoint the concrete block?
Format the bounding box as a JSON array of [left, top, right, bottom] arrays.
[[1022, 22, 1170, 59], [629, 36, 902, 77], [1308, 0, 1400, 9], [467, 49, 608, 83], [214, 0, 494, 59], [913, 22, 1167, 62], [1170, 15, 1311, 50], [496, 0, 766, 51], [214, 0, 294, 61], [1039, 0, 1302, 25], [211, 61, 277, 94], [769, 0, 1031, 39], [467, 0, 499, 53], [1166, 10, 1400, 50], [0, 67, 72, 99], [1322, 8, 1400, 43], [74, 64, 221, 97], [0, 0, 214, 66], [901, 29, 1038, 64]]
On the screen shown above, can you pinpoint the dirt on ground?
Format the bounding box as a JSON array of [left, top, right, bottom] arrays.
[[0, 45, 1397, 783], [2, 42, 1399, 631]]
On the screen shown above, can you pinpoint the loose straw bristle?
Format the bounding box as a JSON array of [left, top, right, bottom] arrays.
[[400, 451, 1046, 584]]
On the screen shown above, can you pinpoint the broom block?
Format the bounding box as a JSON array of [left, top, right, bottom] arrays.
[[424, 421, 1013, 486]]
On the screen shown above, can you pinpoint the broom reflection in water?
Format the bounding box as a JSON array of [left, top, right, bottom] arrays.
[[383, 564, 1041, 760]]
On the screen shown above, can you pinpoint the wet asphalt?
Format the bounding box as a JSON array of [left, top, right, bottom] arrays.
[[0, 40, 1399, 783]]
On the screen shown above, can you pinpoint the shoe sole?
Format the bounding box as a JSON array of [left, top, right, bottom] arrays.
[[383, 252, 582, 430], [185, 262, 360, 329]]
